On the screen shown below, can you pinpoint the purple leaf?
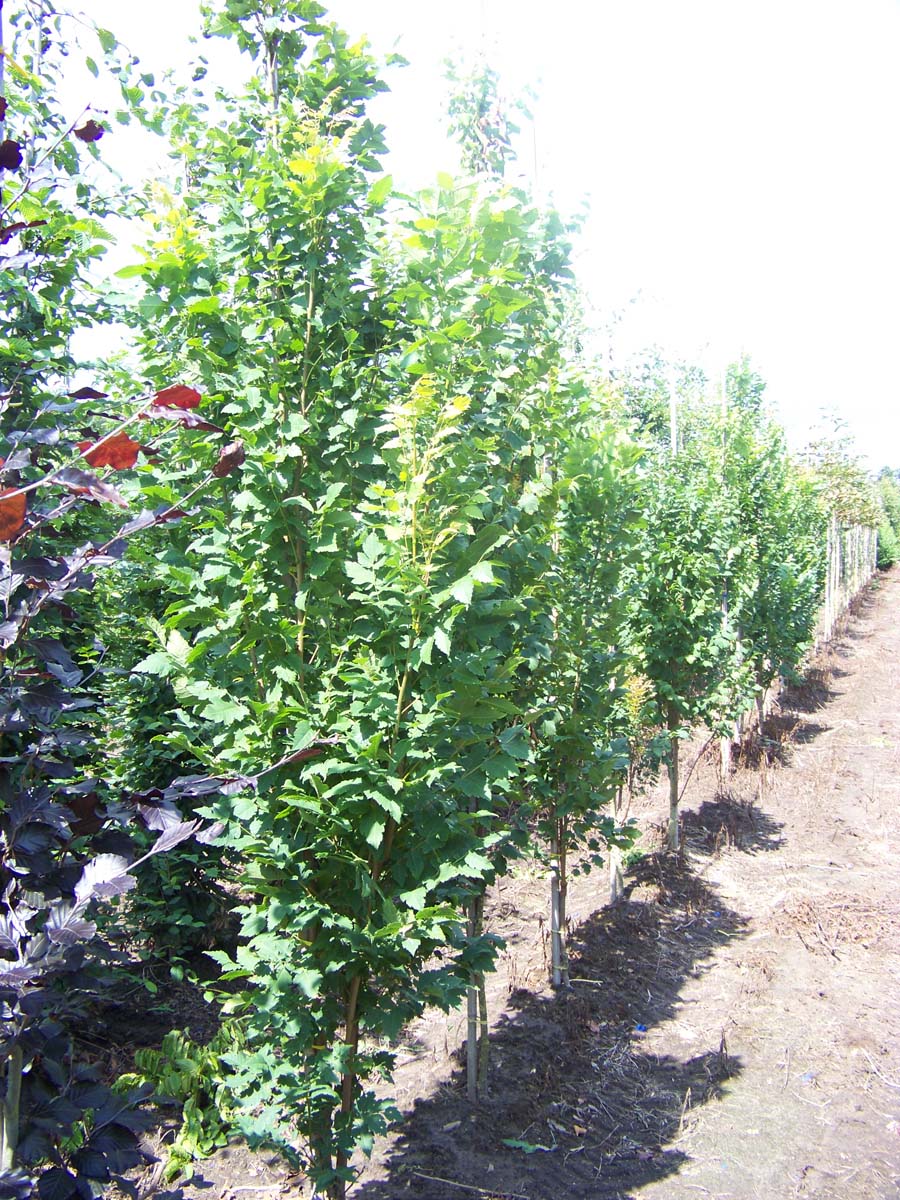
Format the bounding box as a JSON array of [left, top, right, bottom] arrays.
[[219, 775, 256, 796], [0, 449, 32, 471], [0, 619, 23, 646], [195, 820, 225, 844], [140, 405, 223, 432], [117, 510, 156, 537], [15, 558, 66, 580], [164, 774, 227, 800], [67, 387, 109, 401], [74, 855, 134, 904], [280, 738, 341, 766], [0, 912, 27, 952], [0, 139, 23, 171], [45, 902, 97, 946], [136, 799, 184, 832], [53, 468, 128, 508], [37, 1167, 78, 1200], [146, 820, 201, 856], [0, 963, 38, 987], [120, 505, 191, 538], [0, 1168, 35, 1200]]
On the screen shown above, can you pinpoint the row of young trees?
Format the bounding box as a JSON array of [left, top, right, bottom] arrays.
[[0, 3, 883, 1197]]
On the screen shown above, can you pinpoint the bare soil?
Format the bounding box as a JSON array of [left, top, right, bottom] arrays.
[[134, 570, 900, 1200]]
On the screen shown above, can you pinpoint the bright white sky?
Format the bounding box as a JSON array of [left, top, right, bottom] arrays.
[[74, 0, 900, 469]]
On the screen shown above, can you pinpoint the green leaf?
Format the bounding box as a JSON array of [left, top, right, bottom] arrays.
[[450, 576, 474, 606], [368, 174, 393, 206], [399, 886, 428, 911], [361, 813, 386, 849], [294, 968, 323, 999], [200, 695, 250, 725], [498, 725, 530, 760], [96, 26, 117, 54], [133, 651, 172, 676]]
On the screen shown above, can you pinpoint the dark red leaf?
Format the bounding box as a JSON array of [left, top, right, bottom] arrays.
[[73, 119, 104, 143], [77, 431, 141, 470], [0, 98, 7, 121], [153, 384, 201, 410], [0, 219, 47, 245], [140, 405, 222, 432], [54, 467, 127, 508], [282, 739, 341, 764], [0, 488, 26, 540], [67, 386, 108, 400], [65, 792, 104, 837], [212, 439, 246, 478], [0, 139, 22, 170]]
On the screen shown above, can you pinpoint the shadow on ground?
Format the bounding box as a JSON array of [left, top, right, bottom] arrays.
[[354, 853, 749, 1200], [680, 790, 785, 856]]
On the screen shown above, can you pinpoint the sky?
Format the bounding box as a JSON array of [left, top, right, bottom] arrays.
[[67, 1, 900, 469]]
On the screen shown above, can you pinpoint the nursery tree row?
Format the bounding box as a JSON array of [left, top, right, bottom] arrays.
[[0, 3, 879, 1197]]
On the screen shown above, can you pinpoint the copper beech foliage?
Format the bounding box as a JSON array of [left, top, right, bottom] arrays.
[[0, 386, 227, 542]]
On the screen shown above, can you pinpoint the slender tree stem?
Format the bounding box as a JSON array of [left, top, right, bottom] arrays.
[[0, 1042, 23, 1172], [333, 974, 363, 1197], [668, 724, 680, 851], [466, 898, 478, 1103]]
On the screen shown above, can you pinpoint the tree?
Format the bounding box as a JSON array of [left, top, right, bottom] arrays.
[[122, 2, 586, 1189]]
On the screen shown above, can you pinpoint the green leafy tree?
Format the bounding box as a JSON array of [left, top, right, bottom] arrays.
[[526, 415, 643, 984], [626, 394, 752, 849], [445, 56, 525, 179], [122, 3, 585, 1190], [875, 469, 900, 568]]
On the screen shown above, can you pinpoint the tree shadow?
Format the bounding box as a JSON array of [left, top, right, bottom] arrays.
[[779, 669, 837, 715], [680, 790, 784, 856], [354, 853, 748, 1200], [735, 711, 832, 771]]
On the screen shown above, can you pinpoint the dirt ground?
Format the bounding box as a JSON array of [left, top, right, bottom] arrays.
[[140, 571, 900, 1200]]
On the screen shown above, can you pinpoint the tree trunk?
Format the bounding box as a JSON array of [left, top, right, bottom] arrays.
[[550, 855, 562, 987], [609, 843, 624, 904], [719, 731, 731, 781], [0, 1043, 23, 1173], [477, 955, 490, 1095], [610, 787, 625, 903], [330, 974, 362, 1200], [558, 826, 569, 988], [466, 895, 488, 1101], [667, 725, 680, 851]]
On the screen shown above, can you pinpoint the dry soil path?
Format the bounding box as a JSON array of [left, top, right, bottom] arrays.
[[631, 574, 900, 1198], [354, 572, 900, 1200]]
